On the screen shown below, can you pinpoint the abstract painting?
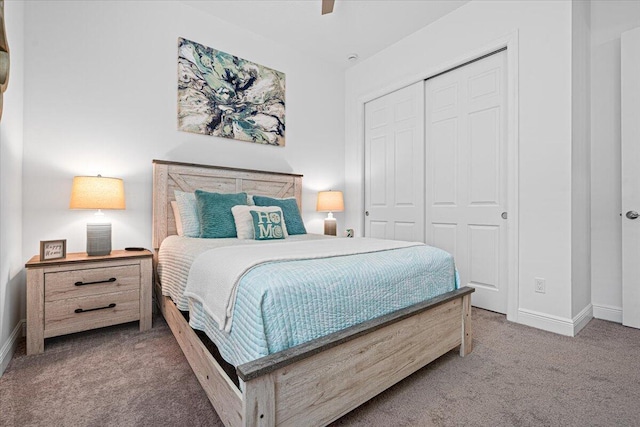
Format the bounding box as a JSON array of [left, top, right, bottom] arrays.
[[178, 38, 286, 146]]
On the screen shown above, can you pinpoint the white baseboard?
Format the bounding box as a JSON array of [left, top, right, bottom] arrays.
[[517, 305, 593, 337], [518, 308, 575, 336], [592, 303, 623, 323], [1, 319, 25, 377], [572, 304, 593, 335]]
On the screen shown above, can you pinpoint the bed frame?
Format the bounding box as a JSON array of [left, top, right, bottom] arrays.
[[152, 159, 474, 427]]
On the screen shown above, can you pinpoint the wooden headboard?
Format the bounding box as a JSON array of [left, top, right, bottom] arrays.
[[152, 159, 303, 251]]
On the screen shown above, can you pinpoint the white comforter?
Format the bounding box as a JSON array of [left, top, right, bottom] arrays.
[[183, 237, 421, 332], [157, 234, 327, 310]]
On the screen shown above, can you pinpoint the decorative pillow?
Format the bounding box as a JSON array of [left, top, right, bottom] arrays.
[[173, 190, 200, 237], [231, 205, 288, 240], [252, 196, 307, 235], [195, 190, 247, 238], [251, 209, 285, 240], [170, 201, 184, 236]]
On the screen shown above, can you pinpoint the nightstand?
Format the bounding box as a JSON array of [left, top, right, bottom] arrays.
[[25, 249, 153, 355]]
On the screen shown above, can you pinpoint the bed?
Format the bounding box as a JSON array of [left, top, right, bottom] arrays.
[[152, 159, 474, 427]]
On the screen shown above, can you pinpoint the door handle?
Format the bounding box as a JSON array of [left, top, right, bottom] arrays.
[[365, 211, 369, 216], [626, 211, 639, 220]]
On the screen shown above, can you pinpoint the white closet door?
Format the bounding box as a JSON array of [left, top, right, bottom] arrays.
[[364, 81, 425, 242], [621, 27, 640, 329], [425, 50, 508, 313]]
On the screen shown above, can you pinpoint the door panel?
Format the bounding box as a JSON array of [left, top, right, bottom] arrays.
[[370, 107, 387, 130], [468, 225, 500, 289], [469, 68, 500, 99], [369, 221, 387, 240], [469, 107, 500, 205], [432, 118, 458, 205], [426, 50, 508, 313], [365, 81, 425, 242], [395, 98, 415, 121], [369, 136, 387, 206], [433, 84, 458, 112], [395, 129, 417, 206]]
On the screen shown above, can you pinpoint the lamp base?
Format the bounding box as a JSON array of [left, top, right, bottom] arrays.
[[324, 218, 337, 236], [87, 223, 112, 256]]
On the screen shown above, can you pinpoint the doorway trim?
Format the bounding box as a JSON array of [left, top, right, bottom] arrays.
[[356, 31, 520, 321]]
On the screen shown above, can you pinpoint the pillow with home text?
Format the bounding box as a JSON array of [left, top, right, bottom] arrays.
[[250, 209, 285, 240], [232, 205, 288, 240], [252, 195, 307, 235]]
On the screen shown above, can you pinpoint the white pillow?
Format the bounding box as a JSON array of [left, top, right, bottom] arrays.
[[170, 201, 184, 236], [174, 190, 200, 237], [231, 205, 288, 239]]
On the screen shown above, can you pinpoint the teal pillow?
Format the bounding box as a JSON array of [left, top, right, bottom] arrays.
[[250, 209, 285, 240], [195, 190, 247, 238], [174, 190, 200, 237], [252, 196, 307, 235]]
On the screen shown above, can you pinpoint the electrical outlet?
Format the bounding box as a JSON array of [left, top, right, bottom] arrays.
[[534, 277, 546, 294]]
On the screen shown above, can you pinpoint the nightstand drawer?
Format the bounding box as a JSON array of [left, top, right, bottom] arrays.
[[44, 289, 140, 338], [45, 264, 140, 302]]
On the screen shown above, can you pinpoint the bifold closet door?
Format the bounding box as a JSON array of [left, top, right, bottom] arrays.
[[364, 81, 425, 242], [425, 50, 508, 314]]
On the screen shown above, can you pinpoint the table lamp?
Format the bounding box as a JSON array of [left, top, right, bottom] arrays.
[[316, 190, 344, 236], [70, 175, 125, 256]]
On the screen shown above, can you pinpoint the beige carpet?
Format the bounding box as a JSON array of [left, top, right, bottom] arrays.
[[1, 309, 639, 426]]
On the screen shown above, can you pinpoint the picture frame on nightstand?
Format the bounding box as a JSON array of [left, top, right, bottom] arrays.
[[39, 239, 67, 261]]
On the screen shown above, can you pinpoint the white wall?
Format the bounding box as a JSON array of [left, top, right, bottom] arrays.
[[22, 0, 345, 264], [571, 0, 591, 320], [590, 0, 640, 322], [0, 0, 25, 376], [345, 0, 577, 326]]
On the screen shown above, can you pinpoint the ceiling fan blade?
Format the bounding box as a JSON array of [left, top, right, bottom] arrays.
[[322, 0, 335, 15]]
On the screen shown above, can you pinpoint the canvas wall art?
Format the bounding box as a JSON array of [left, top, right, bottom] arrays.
[[177, 37, 286, 146]]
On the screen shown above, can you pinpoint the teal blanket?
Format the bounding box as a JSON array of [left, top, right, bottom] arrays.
[[188, 244, 458, 367]]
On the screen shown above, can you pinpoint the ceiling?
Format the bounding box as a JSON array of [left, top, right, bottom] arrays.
[[183, 0, 470, 69]]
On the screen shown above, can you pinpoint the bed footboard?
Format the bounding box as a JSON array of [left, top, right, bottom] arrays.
[[160, 279, 473, 427], [239, 287, 474, 427]]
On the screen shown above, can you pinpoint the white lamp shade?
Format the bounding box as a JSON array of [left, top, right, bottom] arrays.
[[316, 191, 344, 212], [69, 176, 126, 210]]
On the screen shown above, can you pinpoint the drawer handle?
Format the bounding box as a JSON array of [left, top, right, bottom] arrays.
[[74, 277, 117, 287], [75, 303, 116, 314]]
